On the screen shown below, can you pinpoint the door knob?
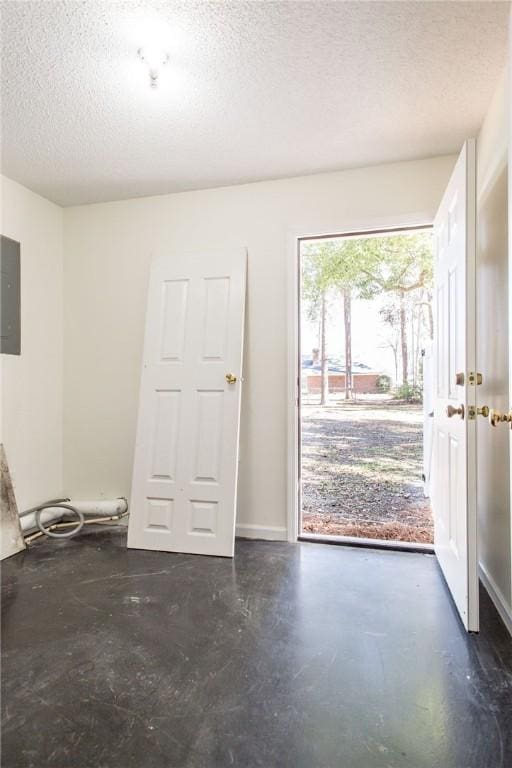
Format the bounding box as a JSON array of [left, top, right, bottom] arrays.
[[446, 404, 464, 419], [225, 373, 237, 385], [477, 405, 489, 418], [489, 409, 512, 427]]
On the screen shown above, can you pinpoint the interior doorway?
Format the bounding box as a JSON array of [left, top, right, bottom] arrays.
[[298, 228, 434, 548]]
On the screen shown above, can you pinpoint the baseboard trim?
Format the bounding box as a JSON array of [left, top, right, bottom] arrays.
[[479, 563, 512, 637], [236, 524, 287, 541]]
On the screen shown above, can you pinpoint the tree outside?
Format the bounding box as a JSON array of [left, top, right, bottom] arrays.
[[300, 231, 434, 544]]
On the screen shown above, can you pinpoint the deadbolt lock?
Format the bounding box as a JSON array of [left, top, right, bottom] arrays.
[[456, 372, 483, 386]]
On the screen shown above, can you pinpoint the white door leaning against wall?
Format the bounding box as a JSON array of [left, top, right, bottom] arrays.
[[128, 249, 247, 557]]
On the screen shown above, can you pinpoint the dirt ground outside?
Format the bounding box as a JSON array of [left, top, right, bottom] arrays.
[[301, 395, 433, 544]]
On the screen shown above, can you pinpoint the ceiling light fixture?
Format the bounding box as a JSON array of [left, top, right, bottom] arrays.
[[138, 46, 169, 89]]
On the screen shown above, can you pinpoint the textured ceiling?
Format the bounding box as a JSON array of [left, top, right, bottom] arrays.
[[1, 0, 509, 206]]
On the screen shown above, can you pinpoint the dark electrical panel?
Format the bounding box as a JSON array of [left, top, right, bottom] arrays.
[[1, 235, 21, 355]]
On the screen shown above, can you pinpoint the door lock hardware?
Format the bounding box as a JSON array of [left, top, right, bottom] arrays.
[[489, 409, 512, 427], [446, 404, 465, 419], [225, 373, 237, 384], [468, 372, 483, 386], [476, 405, 489, 418], [455, 372, 483, 386]]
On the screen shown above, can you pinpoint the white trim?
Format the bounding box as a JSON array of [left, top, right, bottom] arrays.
[[286, 213, 436, 544], [508, 11, 512, 647], [286, 232, 300, 543], [236, 524, 287, 541], [465, 138, 479, 632], [479, 564, 512, 637]]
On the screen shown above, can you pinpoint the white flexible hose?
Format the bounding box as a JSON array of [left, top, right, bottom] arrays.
[[20, 498, 128, 535]]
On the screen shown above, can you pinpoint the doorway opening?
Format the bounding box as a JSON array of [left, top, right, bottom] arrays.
[[298, 227, 434, 548]]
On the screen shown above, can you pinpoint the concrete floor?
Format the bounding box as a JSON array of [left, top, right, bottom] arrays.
[[2, 528, 511, 768]]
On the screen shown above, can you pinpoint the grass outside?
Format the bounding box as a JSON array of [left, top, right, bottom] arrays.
[[301, 395, 433, 544]]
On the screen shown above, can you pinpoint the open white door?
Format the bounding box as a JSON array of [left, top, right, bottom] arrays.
[[422, 344, 433, 498], [432, 140, 478, 631], [127, 249, 247, 557]]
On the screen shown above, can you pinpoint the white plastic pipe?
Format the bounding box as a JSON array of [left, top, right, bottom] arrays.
[[21, 507, 63, 533], [20, 498, 128, 534], [67, 499, 127, 516]]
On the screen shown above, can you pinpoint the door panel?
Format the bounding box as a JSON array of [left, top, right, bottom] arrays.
[[150, 389, 180, 480], [128, 249, 247, 557], [192, 390, 224, 482], [433, 140, 478, 631], [160, 279, 189, 361], [202, 277, 230, 360]]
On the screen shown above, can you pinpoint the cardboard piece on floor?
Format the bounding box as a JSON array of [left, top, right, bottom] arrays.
[[0, 444, 26, 559]]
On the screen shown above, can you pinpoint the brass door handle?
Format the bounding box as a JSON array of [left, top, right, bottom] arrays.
[[489, 409, 512, 427], [477, 405, 489, 418], [225, 373, 237, 385], [446, 404, 464, 419]]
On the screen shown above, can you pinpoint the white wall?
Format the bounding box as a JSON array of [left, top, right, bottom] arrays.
[[1, 176, 64, 510], [63, 156, 455, 537], [476, 67, 511, 632]]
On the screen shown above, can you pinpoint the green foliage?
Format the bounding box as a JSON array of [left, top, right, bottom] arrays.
[[302, 231, 433, 303], [301, 232, 433, 390], [376, 374, 391, 393], [393, 383, 423, 403], [354, 232, 433, 299], [301, 244, 334, 322]]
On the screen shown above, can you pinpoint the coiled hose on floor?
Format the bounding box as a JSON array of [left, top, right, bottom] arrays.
[[19, 498, 128, 542]]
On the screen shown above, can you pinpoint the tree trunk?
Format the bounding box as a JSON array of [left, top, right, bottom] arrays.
[[320, 291, 328, 405], [427, 292, 434, 340], [399, 292, 408, 385], [393, 344, 398, 386], [410, 308, 415, 386], [343, 287, 352, 400], [415, 303, 422, 385]]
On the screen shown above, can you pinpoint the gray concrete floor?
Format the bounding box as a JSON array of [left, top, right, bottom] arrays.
[[2, 528, 511, 767]]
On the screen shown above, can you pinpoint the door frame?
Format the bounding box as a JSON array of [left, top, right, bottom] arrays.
[[286, 216, 436, 543]]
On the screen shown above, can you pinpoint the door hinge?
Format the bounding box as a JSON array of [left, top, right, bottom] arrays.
[[468, 372, 483, 386]]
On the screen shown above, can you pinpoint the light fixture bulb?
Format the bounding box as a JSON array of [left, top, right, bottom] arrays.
[[138, 46, 169, 89]]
